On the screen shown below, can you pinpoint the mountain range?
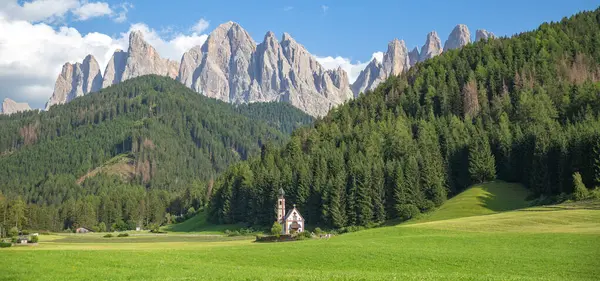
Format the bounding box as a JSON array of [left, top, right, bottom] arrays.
[[4, 23, 494, 117]]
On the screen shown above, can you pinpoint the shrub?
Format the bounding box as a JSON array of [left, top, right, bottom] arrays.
[[340, 225, 366, 234], [21, 230, 30, 235], [98, 222, 107, 233], [117, 233, 129, 237], [187, 206, 196, 216], [270, 222, 282, 238], [572, 172, 589, 201], [397, 204, 420, 221], [314, 227, 322, 235], [8, 227, 18, 238], [301, 231, 312, 239], [0, 242, 11, 248], [29, 235, 39, 243], [590, 187, 600, 199], [149, 224, 161, 233], [103, 234, 113, 238]]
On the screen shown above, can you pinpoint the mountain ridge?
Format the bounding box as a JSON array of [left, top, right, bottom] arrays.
[[46, 22, 491, 117]]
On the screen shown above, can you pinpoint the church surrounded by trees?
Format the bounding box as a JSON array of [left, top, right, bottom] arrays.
[[276, 188, 305, 234], [209, 9, 600, 229]]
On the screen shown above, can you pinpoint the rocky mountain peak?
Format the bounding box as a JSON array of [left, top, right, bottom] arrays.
[[420, 31, 443, 62], [1, 98, 31, 115], [444, 24, 471, 51], [102, 49, 127, 88], [382, 38, 409, 77], [118, 29, 180, 84], [350, 57, 383, 97], [264, 31, 276, 40], [409, 47, 420, 67], [281, 32, 295, 43], [178, 45, 203, 88], [476, 29, 495, 41], [129, 30, 145, 47], [46, 55, 102, 110]]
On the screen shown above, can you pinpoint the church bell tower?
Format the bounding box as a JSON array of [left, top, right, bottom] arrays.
[[277, 188, 286, 224]]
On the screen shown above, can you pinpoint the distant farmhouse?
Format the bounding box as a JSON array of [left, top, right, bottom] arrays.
[[277, 188, 305, 234]]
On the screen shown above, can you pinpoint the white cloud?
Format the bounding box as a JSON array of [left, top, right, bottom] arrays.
[[0, 17, 210, 109], [321, 5, 329, 14], [0, 17, 122, 108], [112, 2, 132, 23], [73, 2, 113, 21], [0, 0, 80, 22], [372, 51, 384, 63], [284, 6, 294, 12], [315, 52, 383, 84], [191, 18, 209, 34]]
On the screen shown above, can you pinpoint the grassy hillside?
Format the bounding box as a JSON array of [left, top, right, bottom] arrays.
[[414, 181, 530, 223], [161, 211, 247, 234], [2, 196, 598, 280]]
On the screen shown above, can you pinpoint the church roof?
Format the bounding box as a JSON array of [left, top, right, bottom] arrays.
[[284, 206, 304, 222]]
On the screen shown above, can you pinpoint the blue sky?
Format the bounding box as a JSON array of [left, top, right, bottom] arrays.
[[72, 0, 599, 62], [0, 0, 598, 109]]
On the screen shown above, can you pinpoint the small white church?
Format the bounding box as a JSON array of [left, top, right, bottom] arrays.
[[277, 188, 305, 234]]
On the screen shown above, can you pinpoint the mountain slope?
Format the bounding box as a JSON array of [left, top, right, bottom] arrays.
[[0, 75, 313, 231], [208, 8, 600, 229]]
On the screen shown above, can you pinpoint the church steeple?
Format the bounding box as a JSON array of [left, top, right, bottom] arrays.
[[277, 188, 286, 225]]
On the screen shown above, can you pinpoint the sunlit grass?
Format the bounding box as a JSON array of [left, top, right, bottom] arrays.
[[2, 183, 599, 281]]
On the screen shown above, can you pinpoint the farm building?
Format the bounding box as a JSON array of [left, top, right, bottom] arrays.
[[276, 188, 305, 234]]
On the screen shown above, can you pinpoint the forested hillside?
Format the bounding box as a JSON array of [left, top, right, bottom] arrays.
[[209, 9, 600, 229], [0, 75, 313, 233]]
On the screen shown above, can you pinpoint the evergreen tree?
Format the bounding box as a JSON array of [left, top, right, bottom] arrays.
[[572, 172, 588, 201], [469, 133, 497, 184]]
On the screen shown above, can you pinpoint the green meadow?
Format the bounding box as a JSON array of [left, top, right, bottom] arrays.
[[2, 182, 599, 281]]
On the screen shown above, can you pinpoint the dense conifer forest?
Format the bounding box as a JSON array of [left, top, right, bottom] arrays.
[[208, 9, 600, 229], [0, 76, 313, 234]]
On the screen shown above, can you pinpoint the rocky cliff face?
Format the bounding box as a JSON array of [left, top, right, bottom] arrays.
[[475, 29, 495, 41], [46, 55, 102, 110], [444, 24, 471, 51], [49, 22, 490, 117], [2, 98, 31, 115], [351, 39, 410, 96], [408, 47, 420, 67], [419, 31, 443, 62], [350, 59, 382, 97], [103, 31, 179, 88], [179, 23, 351, 116], [351, 24, 489, 97]]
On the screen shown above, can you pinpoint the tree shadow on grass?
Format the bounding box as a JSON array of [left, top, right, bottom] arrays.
[[477, 181, 531, 212]]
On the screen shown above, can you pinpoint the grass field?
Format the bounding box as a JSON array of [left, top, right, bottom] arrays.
[[2, 182, 599, 281], [161, 210, 249, 234]]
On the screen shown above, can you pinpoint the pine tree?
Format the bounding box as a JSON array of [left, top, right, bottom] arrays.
[[593, 137, 600, 187], [469, 133, 497, 184], [572, 172, 588, 201]]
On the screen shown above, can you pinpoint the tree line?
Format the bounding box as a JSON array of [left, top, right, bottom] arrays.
[[0, 76, 313, 235], [208, 8, 600, 229]]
